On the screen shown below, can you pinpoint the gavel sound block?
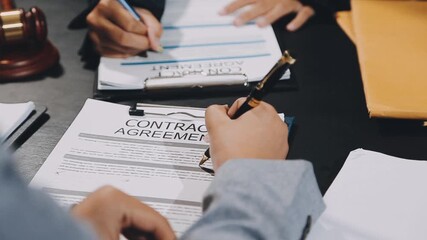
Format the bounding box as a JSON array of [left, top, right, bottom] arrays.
[[0, 7, 59, 81]]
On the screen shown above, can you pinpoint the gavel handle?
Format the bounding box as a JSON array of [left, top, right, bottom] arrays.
[[0, 0, 15, 11]]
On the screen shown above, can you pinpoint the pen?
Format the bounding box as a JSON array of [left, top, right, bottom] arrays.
[[199, 50, 296, 166], [117, 0, 141, 21], [116, 0, 163, 53]]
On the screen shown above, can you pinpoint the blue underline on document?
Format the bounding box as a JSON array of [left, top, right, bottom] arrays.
[[120, 53, 271, 66], [163, 40, 266, 49], [163, 22, 256, 30]]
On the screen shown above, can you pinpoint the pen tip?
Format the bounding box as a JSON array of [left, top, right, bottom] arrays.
[[199, 155, 209, 165]]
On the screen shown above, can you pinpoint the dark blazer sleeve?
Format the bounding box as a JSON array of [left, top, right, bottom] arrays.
[[68, 0, 165, 29], [300, 0, 350, 17]]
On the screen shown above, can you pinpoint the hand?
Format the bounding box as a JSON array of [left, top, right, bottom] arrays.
[[72, 186, 175, 240], [220, 0, 315, 31], [87, 0, 163, 58], [205, 98, 289, 170]]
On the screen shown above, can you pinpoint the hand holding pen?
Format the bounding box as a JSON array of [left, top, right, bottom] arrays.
[[203, 98, 290, 172], [200, 51, 295, 172], [86, 0, 163, 58]]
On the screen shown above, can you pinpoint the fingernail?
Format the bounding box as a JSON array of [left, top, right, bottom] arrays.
[[156, 44, 164, 53], [155, 39, 163, 53], [218, 8, 226, 15], [203, 134, 210, 143], [256, 17, 268, 28], [234, 18, 244, 27], [287, 23, 296, 31]]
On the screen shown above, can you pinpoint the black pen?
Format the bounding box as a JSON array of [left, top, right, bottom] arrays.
[[199, 50, 296, 166]]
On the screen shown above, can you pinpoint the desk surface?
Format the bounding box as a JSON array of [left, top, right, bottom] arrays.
[[2, 0, 427, 194]]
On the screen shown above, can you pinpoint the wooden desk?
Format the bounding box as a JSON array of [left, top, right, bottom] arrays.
[[2, 0, 426, 194]]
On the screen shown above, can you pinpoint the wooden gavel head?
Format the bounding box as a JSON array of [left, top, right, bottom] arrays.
[[0, 1, 59, 81], [0, 7, 47, 46]]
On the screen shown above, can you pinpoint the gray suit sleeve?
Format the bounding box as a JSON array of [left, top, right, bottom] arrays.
[[0, 150, 96, 240], [181, 159, 325, 240]]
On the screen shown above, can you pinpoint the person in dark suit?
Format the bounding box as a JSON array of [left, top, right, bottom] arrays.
[[86, 0, 314, 57], [83, 0, 343, 59]]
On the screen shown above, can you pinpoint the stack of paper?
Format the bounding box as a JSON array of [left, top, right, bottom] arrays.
[[308, 149, 427, 239], [0, 101, 35, 143], [98, 0, 290, 90]]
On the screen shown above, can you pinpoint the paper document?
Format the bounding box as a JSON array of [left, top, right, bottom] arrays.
[[308, 149, 427, 240], [98, 0, 290, 90], [0, 101, 35, 143], [30, 99, 214, 236]]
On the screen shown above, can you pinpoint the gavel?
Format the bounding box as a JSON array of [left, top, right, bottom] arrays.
[[0, 0, 59, 81], [0, 1, 47, 45]]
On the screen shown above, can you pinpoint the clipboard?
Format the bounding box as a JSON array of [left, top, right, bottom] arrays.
[[3, 105, 48, 151], [93, 70, 298, 101]]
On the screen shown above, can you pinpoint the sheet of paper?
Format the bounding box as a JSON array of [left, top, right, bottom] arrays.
[[98, 0, 290, 90], [30, 99, 214, 236], [308, 149, 427, 240], [0, 101, 35, 143]]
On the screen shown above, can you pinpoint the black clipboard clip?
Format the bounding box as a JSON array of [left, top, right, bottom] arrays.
[[129, 103, 145, 116], [129, 103, 205, 120]]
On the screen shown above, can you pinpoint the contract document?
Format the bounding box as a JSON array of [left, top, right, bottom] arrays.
[[30, 99, 213, 236], [98, 0, 290, 90]]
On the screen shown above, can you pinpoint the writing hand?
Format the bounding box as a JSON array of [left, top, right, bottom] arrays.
[[205, 98, 289, 170], [220, 0, 315, 31], [87, 0, 163, 58], [72, 186, 176, 240]]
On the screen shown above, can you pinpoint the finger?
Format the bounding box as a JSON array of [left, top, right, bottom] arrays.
[[98, 20, 150, 50], [227, 97, 248, 117], [100, 44, 141, 56], [138, 8, 163, 52], [108, 188, 174, 240], [203, 134, 210, 143], [122, 227, 154, 240], [98, 0, 147, 35], [90, 31, 139, 53], [219, 0, 254, 15], [234, 3, 270, 27], [248, 102, 289, 139], [88, 31, 102, 48], [99, 36, 145, 54], [205, 104, 231, 132], [90, 31, 142, 57], [89, 32, 127, 57], [88, 10, 150, 50], [286, 6, 314, 31], [256, 4, 292, 28], [98, 46, 134, 58], [250, 101, 279, 117], [128, 207, 175, 240]]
